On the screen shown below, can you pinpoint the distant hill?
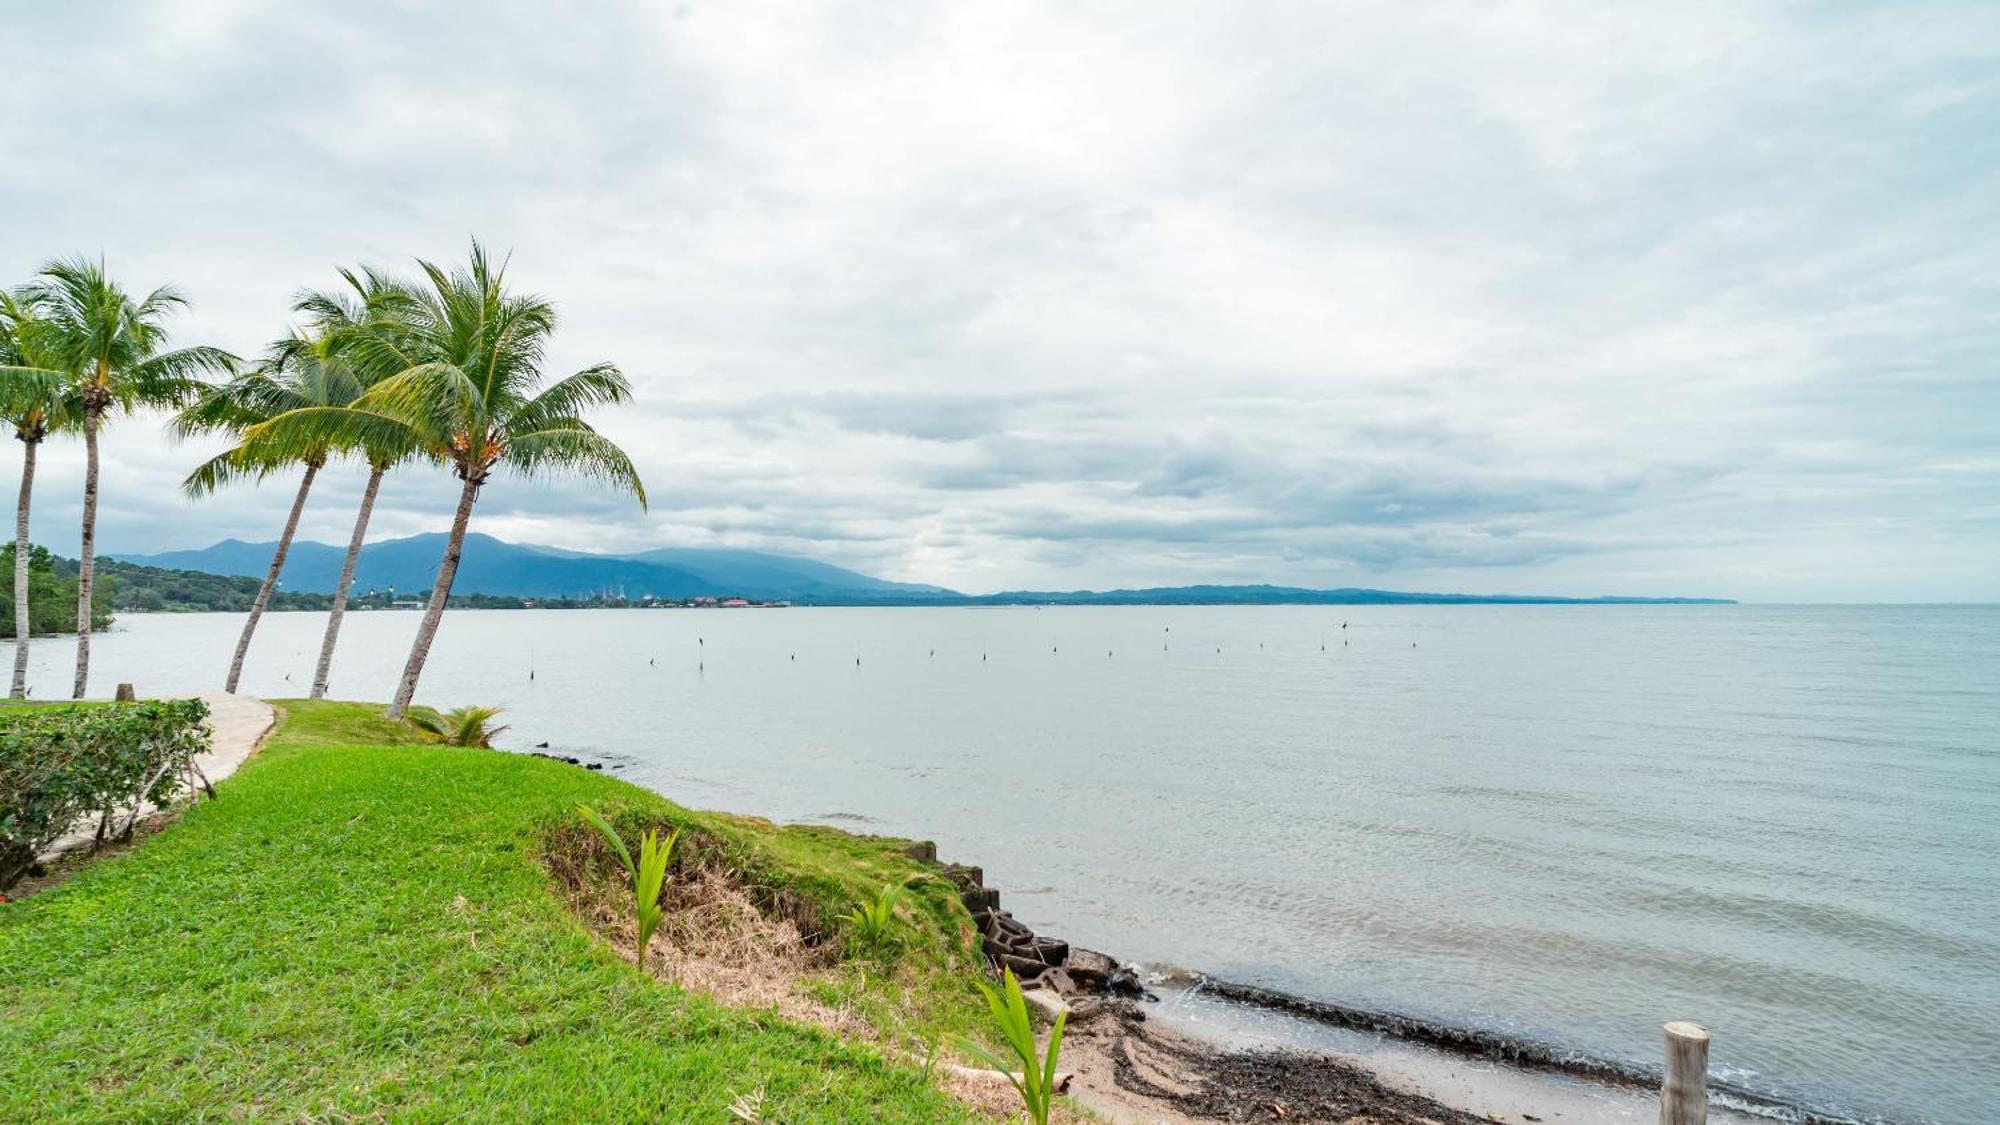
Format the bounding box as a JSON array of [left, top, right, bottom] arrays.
[[533, 544, 955, 600], [963, 585, 1734, 606], [114, 536, 1731, 606], [115, 534, 956, 602]]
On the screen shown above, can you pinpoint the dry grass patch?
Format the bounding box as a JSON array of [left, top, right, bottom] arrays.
[[543, 819, 873, 1036]]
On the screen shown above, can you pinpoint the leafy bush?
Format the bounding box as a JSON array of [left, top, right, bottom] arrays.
[[959, 967, 1067, 1125], [844, 882, 905, 956], [407, 705, 509, 748], [578, 804, 679, 969], [0, 699, 209, 888]]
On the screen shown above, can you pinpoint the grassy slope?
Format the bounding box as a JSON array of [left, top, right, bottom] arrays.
[[0, 701, 984, 1122]]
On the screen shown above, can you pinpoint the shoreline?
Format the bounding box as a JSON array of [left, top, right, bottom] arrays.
[[888, 835, 1881, 1125], [851, 824, 1872, 1125]]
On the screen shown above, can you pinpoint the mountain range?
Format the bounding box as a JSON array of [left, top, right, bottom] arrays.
[[115, 534, 955, 602], [113, 535, 1733, 605]]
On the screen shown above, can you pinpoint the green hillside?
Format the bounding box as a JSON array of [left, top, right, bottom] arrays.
[[0, 701, 990, 1121]]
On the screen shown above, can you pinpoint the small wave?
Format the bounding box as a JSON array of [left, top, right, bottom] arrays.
[[810, 811, 879, 825]]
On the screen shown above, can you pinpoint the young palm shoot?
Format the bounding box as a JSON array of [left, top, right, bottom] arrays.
[[844, 882, 905, 956], [578, 805, 678, 970], [958, 967, 1068, 1125]]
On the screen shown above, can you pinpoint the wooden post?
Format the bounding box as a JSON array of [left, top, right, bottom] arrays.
[[1660, 1021, 1709, 1125], [114, 683, 135, 701]]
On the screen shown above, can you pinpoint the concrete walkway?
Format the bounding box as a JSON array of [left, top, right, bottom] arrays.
[[41, 694, 276, 859], [190, 694, 278, 787]]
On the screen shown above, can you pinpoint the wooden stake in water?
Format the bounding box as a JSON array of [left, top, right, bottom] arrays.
[[1660, 1021, 1709, 1125]]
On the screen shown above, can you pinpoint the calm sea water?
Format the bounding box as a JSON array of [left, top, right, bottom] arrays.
[[24, 605, 1999, 1124]]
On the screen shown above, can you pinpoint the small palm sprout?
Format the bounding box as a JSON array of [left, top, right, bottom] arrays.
[[844, 881, 906, 956], [406, 705, 509, 747], [578, 805, 678, 970], [958, 967, 1068, 1125]]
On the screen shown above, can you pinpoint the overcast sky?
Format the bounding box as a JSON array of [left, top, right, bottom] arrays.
[[2, 2, 1995, 601]]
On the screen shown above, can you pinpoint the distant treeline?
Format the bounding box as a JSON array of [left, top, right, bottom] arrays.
[[9, 546, 1734, 616], [90, 555, 565, 613], [2, 544, 114, 635], [12, 546, 733, 615], [786, 585, 1737, 606], [88, 556, 334, 614]]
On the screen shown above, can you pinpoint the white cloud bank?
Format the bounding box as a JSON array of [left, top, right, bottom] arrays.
[[1, 1, 1995, 601]]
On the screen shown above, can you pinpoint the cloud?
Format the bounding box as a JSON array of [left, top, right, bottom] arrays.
[[1, 1, 1996, 601]]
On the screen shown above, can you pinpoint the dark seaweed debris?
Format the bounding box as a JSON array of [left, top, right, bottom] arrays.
[[1106, 1015, 1487, 1123]]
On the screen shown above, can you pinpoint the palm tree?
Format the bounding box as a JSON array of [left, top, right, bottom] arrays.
[[0, 295, 78, 698], [247, 243, 644, 719], [17, 258, 230, 698], [174, 335, 364, 693], [290, 269, 422, 700]]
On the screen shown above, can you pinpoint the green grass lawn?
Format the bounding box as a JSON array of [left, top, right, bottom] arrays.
[[0, 701, 988, 1122]]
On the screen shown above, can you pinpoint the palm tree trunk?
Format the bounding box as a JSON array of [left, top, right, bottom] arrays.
[[311, 462, 384, 700], [11, 437, 36, 699], [224, 460, 320, 694], [72, 405, 101, 700], [387, 474, 480, 720]]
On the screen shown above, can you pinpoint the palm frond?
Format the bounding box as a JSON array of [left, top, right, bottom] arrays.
[[241, 406, 431, 465], [0, 365, 76, 423], [505, 426, 647, 508], [405, 704, 508, 748], [181, 448, 296, 497], [16, 258, 227, 416], [512, 363, 633, 432], [287, 242, 646, 514], [356, 361, 484, 439], [124, 345, 237, 407]]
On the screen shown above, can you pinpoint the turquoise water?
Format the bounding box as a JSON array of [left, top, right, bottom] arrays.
[[37, 604, 2000, 1123]]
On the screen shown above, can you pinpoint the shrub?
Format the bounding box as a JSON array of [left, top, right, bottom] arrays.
[[578, 805, 679, 969], [406, 705, 508, 748], [958, 967, 1067, 1125], [0, 699, 209, 888]]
